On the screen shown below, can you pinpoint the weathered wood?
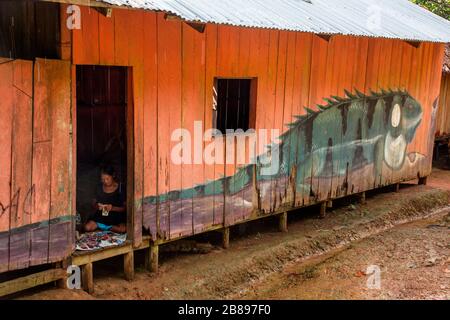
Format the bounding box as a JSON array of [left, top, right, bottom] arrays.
[[360, 192, 366, 205], [123, 251, 134, 281], [0, 62, 13, 255], [72, 242, 133, 266], [326, 200, 333, 208], [319, 202, 327, 219], [222, 227, 230, 249], [395, 183, 400, 192], [47, 58, 72, 263], [82, 262, 94, 294], [145, 244, 159, 273], [418, 177, 428, 185], [56, 260, 69, 289], [0, 268, 66, 297], [279, 212, 288, 233]]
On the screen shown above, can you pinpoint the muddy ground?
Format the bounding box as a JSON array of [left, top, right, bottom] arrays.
[[16, 169, 450, 300]]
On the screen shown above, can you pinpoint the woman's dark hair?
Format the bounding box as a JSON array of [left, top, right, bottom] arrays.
[[100, 165, 118, 181]]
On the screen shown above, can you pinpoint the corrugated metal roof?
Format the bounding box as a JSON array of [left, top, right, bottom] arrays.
[[75, 0, 450, 43]]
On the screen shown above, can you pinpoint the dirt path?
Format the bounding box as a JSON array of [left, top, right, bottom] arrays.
[[17, 170, 450, 300], [235, 213, 450, 300]]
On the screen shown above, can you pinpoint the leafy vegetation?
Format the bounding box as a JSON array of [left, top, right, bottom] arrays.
[[410, 0, 450, 20]]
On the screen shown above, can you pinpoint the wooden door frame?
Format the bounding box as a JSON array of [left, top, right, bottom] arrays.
[[72, 65, 135, 239], [126, 67, 135, 240]]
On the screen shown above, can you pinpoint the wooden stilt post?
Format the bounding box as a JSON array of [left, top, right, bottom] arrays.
[[222, 227, 230, 249], [327, 200, 333, 208], [145, 244, 159, 273], [56, 260, 68, 289], [395, 183, 400, 192], [360, 192, 366, 205], [319, 202, 326, 219], [82, 263, 94, 294], [279, 211, 288, 233], [418, 177, 428, 185], [124, 251, 134, 281]]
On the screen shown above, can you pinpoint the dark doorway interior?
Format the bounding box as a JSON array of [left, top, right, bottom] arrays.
[[0, 0, 60, 60], [76, 65, 128, 226]]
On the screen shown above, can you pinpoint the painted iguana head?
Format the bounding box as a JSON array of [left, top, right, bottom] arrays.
[[384, 93, 422, 169], [388, 93, 422, 142]]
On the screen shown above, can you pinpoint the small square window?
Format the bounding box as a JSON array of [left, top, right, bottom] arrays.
[[213, 78, 256, 133]]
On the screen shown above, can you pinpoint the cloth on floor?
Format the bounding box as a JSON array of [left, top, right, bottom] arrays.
[[76, 231, 127, 251]]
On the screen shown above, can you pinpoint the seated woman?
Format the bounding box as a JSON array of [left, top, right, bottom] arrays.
[[84, 166, 127, 234]]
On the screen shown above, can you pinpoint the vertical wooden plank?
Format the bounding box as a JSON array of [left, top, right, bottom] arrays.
[[156, 14, 182, 239], [222, 227, 230, 249], [364, 38, 384, 189], [0, 61, 14, 272], [278, 31, 296, 209], [279, 211, 288, 232], [203, 25, 225, 227], [306, 35, 328, 205], [47, 59, 72, 263], [202, 24, 220, 226], [70, 65, 77, 254], [9, 60, 33, 270], [142, 12, 158, 240], [418, 43, 436, 178], [168, 20, 183, 240], [324, 37, 342, 199], [123, 250, 134, 281], [217, 26, 240, 77], [98, 10, 115, 65], [353, 37, 371, 193], [114, 8, 130, 66], [145, 243, 159, 273], [406, 44, 427, 182], [31, 59, 52, 266], [258, 29, 279, 214], [127, 10, 144, 247], [216, 26, 238, 225], [82, 262, 94, 294], [253, 30, 270, 214], [236, 27, 254, 222], [271, 31, 288, 212], [293, 33, 313, 207], [410, 42, 427, 180], [183, 23, 208, 234], [72, 6, 99, 65], [156, 14, 170, 240], [59, 4, 72, 61], [390, 40, 407, 185], [364, 39, 382, 94]]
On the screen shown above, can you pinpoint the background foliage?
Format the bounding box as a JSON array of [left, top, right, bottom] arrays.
[[411, 0, 450, 20]]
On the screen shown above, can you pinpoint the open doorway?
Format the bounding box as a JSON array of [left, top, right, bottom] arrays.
[[75, 65, 131, 241]]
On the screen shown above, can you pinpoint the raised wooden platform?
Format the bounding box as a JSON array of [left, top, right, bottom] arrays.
[[0, 268, 66, 297], [1, 177, 429, 296], [70, 237, 153, 294]]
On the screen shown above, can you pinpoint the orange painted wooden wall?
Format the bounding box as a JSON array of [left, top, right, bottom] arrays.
[[0, 58, 73, 272], [68, 6, 445, 246]]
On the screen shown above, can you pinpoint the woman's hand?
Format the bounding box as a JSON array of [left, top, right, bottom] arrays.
[[104, 204, 113, 212]]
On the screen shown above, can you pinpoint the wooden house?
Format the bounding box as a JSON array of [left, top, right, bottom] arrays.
[[436, 44, 450, 137], [0, 0, 449, 294]]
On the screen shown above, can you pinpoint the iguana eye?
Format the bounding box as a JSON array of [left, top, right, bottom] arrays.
[[391, 104, 401, 128]]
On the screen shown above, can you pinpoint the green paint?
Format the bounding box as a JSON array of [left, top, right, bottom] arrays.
[[145, 89, 423, 204]]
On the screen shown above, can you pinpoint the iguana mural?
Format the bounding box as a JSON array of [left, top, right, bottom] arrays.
[[143, 89, 425, 239]]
